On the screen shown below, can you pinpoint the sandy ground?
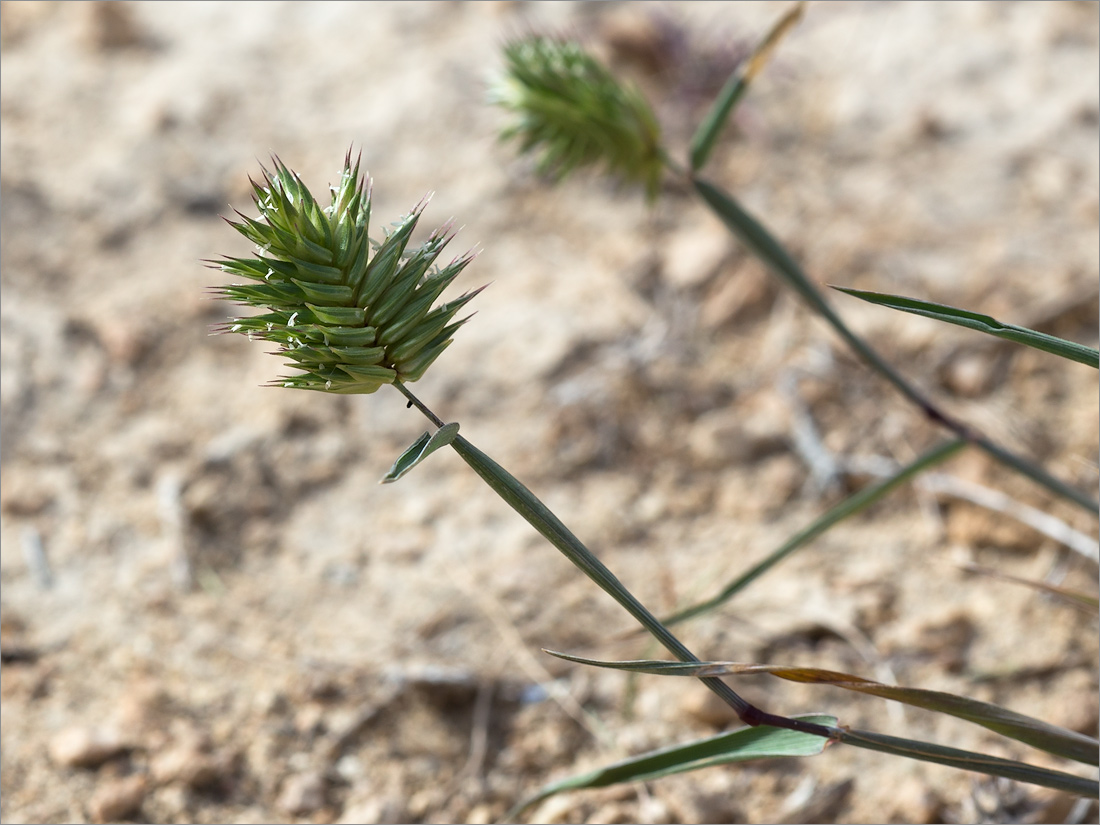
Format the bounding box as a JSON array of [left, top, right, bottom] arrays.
[[1, 2, 1098, 823]]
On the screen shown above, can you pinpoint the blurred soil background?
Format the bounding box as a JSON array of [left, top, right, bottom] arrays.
[[1, 2, 1098, 823]]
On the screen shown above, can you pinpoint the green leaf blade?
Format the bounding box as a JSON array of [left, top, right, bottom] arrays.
[[689, 2, 804, 172], [834, 728, 1097, 798], [381, 422, 460, 483], [663, 438, 967, 625], [832, 287, 1099, 368], [447, 435, 763, 718], [511, 714, 837, 818]]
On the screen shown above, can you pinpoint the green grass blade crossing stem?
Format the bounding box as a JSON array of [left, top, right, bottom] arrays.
[[692, 177, 1099, 515], [545, 653, 1100, 766], [543, 654, 1098, 798], [448, 434, 761, 718]]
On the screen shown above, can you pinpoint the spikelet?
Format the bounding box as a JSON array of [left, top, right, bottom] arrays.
[[212, 152, 482, 393], [490, 36, 663, 200]]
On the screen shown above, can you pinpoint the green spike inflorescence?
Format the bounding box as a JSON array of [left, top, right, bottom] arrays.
[[491, 36, 664, 201], [213, 152, 482, 393]]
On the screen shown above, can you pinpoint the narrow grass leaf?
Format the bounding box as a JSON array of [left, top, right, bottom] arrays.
[[832, 728, 1098, 798], [381, 422, 460, 483], [448, 434, 757, 717], [546, 653, 1100, 766], [509, 713, 836, 818], [971, 433, 1099, 514], [663, 438, 966, 626], [689, 2, 805, 172], [959, 562, 1099, 614], [833, 287, 1099, 368]]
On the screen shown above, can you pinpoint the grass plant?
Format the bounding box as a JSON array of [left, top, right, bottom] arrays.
[[212, 3, 1099, 817]]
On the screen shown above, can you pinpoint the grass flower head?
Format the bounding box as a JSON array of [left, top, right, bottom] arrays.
[[213, 152, 481, 393], [492, 35, 664, 199]]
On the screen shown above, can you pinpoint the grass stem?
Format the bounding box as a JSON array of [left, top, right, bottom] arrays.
[[390, 382, 837, 739]]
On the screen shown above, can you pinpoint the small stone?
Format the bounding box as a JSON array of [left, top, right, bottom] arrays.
[[0, 475, 53, 515], [780, 778, 853, 823], [333, 753, 363, 782], [113, 679, 170, 734], [589, 802, 636, 824], [337, 794, 408, 825], [600, 7, 676, 75], [96, 319, 151, 367], [909, 611, 976, 673], [941, 351, 997, 397], [637, 795, 673, 824], [277, 770, 326, 816], [49, 726, 127, 769], [680, 688, 741, 729], [530, 794, 584, 825], [149, 737, 221, 790], [465, 803, 496, 824], [662, 224, 729, 289], [754, 455, 803, 511], [89, 774, 146, 823], [700, 262, 774, 329], [688, 402, 788, 470], [149, 784, 188, 821], [82, 1, 147, 51], [946, 501, 1043, 553]]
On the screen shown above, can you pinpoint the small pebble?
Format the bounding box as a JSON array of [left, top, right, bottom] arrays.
[[277, 770, 326, 816], [89, 774, 146, 823], [688, 404, 787, 469], [662, 224, 729, 289], [941, 351, 997, 397], [49, 726, 126, 769], [465, 802, 496, 824], [150, 738, 220, 790], [680, 689, 741, 728]]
